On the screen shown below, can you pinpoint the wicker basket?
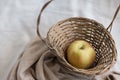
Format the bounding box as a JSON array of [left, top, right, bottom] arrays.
[[37, 0, 119, 75]]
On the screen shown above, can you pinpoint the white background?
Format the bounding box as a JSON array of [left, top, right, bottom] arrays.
[[0, 0, 120, 80]]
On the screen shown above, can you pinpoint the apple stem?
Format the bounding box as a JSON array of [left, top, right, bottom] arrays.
[[80, 45, 85, 49]]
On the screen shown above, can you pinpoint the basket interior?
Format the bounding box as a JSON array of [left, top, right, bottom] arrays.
[[47, 17, 117, 74]]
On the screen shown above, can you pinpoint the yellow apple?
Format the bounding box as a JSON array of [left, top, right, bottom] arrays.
[[67, 40, 96, 69]]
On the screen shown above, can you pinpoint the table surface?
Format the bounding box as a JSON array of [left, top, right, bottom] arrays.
[[0, 0, 120, 80]]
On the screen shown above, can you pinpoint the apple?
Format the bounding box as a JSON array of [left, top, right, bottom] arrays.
[[67, 40, 96, 69]]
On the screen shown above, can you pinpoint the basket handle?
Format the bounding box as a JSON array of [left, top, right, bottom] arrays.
[[37, 0, 53, 42], [37, 1, 119, 37], [106, 4, 120, 32]]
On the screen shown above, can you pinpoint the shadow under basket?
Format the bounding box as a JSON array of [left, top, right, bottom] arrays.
[[47, 17, 117, 75], [37, 0, 119, 76]]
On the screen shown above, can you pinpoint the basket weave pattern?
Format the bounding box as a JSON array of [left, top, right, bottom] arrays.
[[47, 17, 117, 75], [37, 0, 119, 75]]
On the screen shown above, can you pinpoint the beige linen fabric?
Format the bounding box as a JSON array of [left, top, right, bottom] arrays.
[[7, 37, 120, 80]]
